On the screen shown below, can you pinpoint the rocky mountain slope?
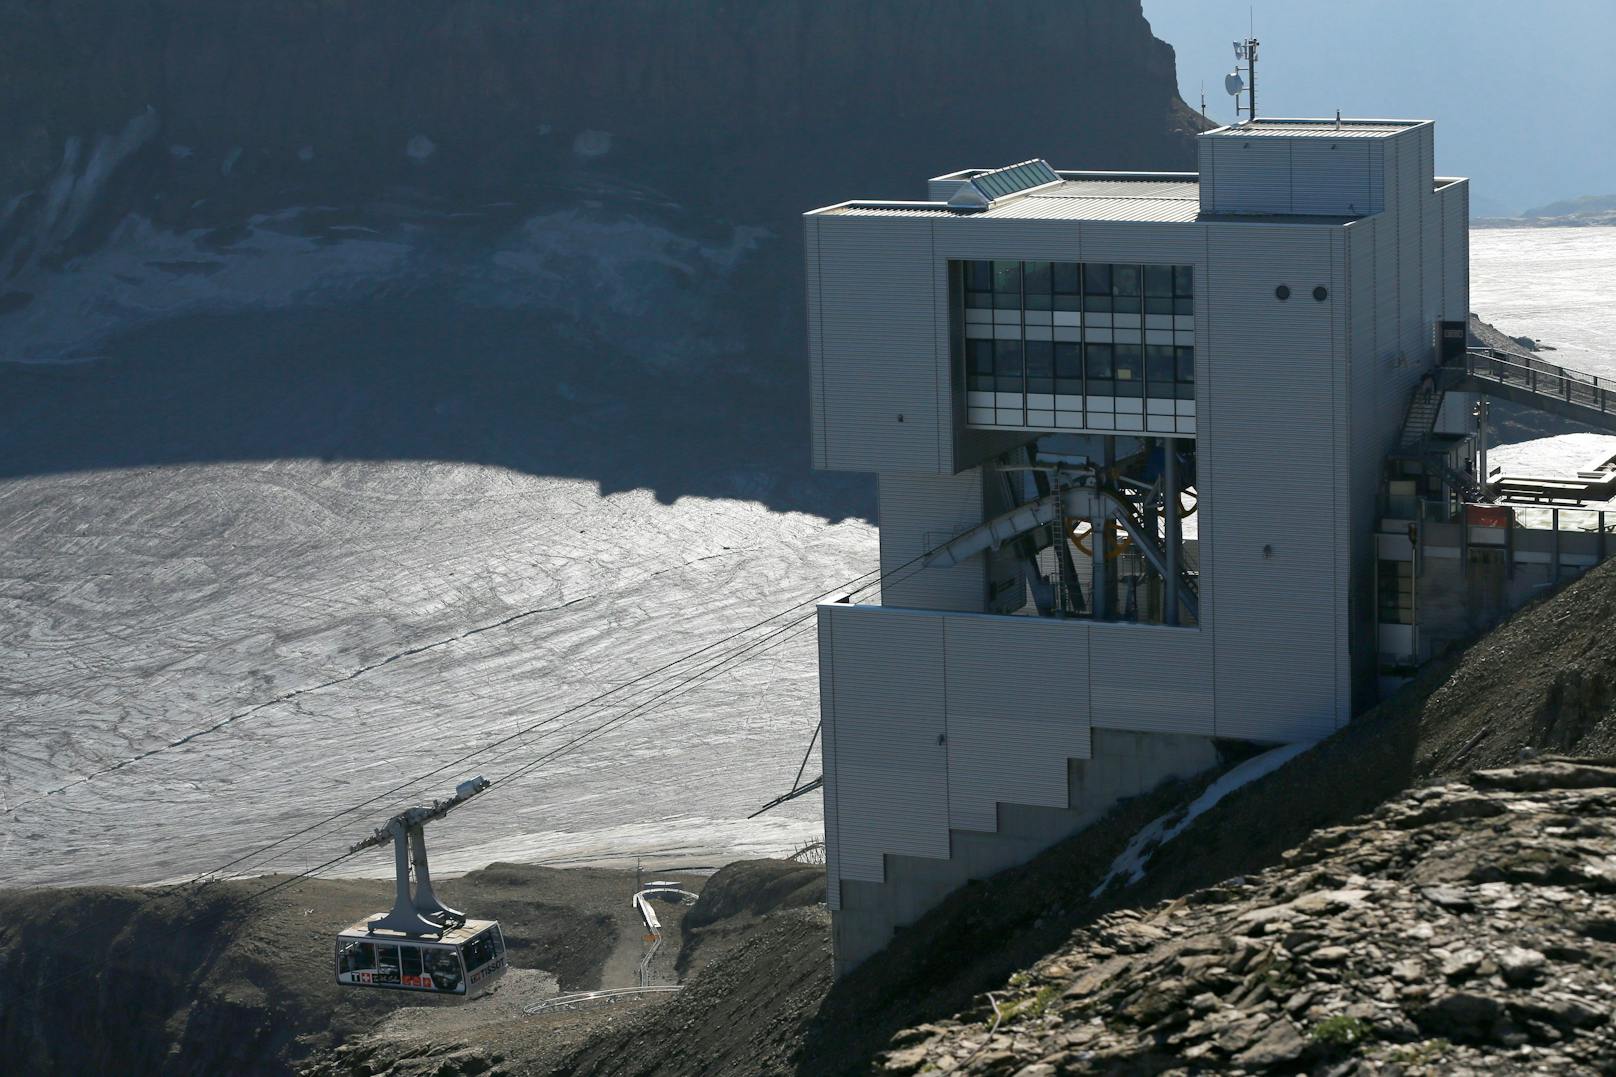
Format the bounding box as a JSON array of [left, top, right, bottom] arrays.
[[883, 758, 1616, 1075], [520, 558, 1616, 1076], [0, 863, 703, 1075]]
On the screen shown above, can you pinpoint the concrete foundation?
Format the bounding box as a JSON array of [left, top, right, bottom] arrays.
[[831, 729, 1222, 974]]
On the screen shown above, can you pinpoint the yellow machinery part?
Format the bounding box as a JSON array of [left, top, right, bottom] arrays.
[[1066, 518, 1132, 560]]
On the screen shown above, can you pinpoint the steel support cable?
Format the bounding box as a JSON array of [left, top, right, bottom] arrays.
[[201, 552, 930, 889], [6, 556, 927, 1012], [238, 603, 841, 903], [273, 617, 827, 892], [232, 614, 827, 882], [233, 553, 942, 898], [190, 566, 887, 887]]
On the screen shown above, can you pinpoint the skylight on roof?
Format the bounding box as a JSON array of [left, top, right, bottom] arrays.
[[947, 160, 1060, 211]]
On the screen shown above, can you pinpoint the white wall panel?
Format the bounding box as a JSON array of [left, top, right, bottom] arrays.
[[931, 218, 1081, 262], [1203, 224, 1345, 741], [1206, 138, 1292, 214], [1079, 221, 1201, 264], [1291, 139, 1374, 216], [813, 215, 946, 474], [943, 616, 1091, 831], [805, 217, 828, 470], [817, 616, 843, 909], [823, 606, 950, 883], [1440, 182, 1469, 319], [878, 471, 986, 612], [1088, 623, 1213, 734]]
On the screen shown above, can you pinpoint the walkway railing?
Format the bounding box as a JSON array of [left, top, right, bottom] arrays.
[[1457, 348, 1616, 422]]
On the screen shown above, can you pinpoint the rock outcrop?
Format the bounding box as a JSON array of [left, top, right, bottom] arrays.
[[881, 759, 1616, 1075], [0, 0, 1202, 278]]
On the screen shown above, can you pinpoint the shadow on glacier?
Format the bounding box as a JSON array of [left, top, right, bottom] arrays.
[[0, 298, 873, 522]]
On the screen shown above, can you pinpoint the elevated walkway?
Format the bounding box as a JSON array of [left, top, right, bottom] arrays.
[[1443, 349, 1616, 434]]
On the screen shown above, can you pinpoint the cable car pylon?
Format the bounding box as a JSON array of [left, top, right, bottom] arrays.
[[350, 775, 489, 935], [337, 776, 509, 996]]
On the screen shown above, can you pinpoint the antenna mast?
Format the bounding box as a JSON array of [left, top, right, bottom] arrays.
[[1232, 37, 1260, 120]]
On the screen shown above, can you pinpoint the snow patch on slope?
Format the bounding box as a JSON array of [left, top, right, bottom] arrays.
[[1092, 741, 1315, 896]]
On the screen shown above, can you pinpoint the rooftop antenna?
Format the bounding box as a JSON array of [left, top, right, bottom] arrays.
[[1199, 82, 1208, 122], [1228, 35, 1260, 122]]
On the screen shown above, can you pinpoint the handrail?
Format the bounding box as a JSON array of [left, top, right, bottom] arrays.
[[1457, 349, 1616, 418], [524, 986, 682, 1016]]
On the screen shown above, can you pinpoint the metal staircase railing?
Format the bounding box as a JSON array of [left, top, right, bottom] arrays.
[[1397, 385, 1443, 450]]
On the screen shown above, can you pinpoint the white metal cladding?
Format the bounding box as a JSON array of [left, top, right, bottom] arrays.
[[1345, 219, 1384, 691], [1196, 138, 1217, 211], [1078, 221, 1203, 264], [931, 217, 1081, 260], [1328, 227, 1353, 709], [1440, 181, 1469, 319], [817, 617, 844, 910], [1039, 179, 1199, 200], [877, 471, 986, 612], [1203, 224, 1346, 742], [1205, 137, 1293, 214], [1367, 143, 1386, 214], [1191, 237, 1215, 633], [812, 215, 945, 474], [1290, 139, 1374, 216], [1395, 131, 1425, 375], [983, 197, 1199, 223], [823, 606, 951, 884], [819, 604, 1214, 896], [805, 217, 827, 470], [1208, 120, 1420, 137], [1088, 623, 1213, 735], [943, 616, 1091, 832]]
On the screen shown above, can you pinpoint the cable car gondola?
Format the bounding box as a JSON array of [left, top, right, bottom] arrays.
[[336, 918, 506, 995], [336, 777, 508, 997]]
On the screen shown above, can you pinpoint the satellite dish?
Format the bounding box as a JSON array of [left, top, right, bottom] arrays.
[[1225, 70, 1246, 97]]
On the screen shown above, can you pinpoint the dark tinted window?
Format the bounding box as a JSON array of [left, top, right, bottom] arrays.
[[1025, 340, 1054, 394], [1176, 346, 1196, 398], [994, 339, 1024, 393], [1114, 342, 1142, 395], [1112, 265, 1141, 314], [1054, 343, 1083, 395], [967, 339, 994, 391], [424, 947, 464, 992], [1146, 344, 1176, 392], [993, 261, 1021, 308], [1023, 261, 1052, 310], [1086, 342, 1114, 379]]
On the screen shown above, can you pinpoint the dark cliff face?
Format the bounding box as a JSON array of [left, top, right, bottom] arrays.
[[1, 0, 1198, 241], [0, 0, 1199, 514]]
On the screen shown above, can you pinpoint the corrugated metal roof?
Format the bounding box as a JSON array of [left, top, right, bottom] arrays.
[[1036, 179, 1198, 200], [821, 177, 1201, 222], [985, 195, 1201, 222], [826, 205, 954, 217], [1206, 119, 1421, 138]]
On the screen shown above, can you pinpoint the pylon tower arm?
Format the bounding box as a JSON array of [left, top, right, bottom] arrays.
[[353, 776, 488, 937]]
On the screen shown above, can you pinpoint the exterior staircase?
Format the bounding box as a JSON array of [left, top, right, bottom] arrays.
[[1398, 385, 1444, 450]]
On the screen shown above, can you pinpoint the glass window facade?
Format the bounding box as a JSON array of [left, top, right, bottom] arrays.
[[959, 259, 1196, 434]]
